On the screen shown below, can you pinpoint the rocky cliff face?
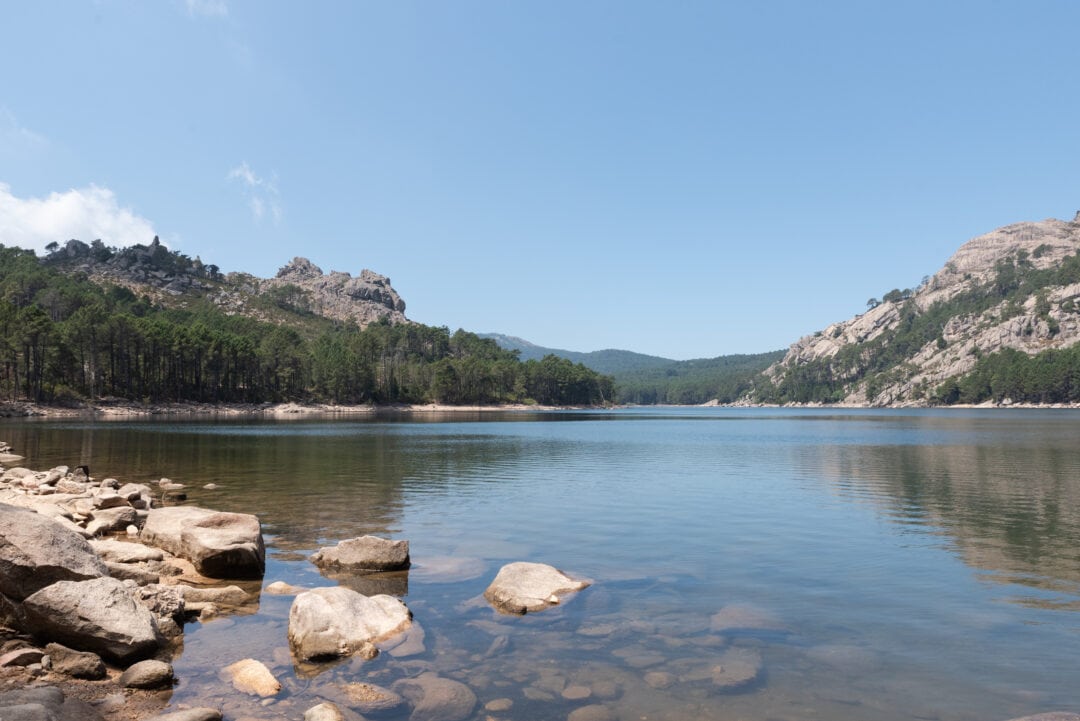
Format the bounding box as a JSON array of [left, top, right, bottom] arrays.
[[45, 240, 408, 330], [768, 212, 1080, 405]]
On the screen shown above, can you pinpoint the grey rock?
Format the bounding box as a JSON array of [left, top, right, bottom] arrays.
[[120, 659, 175, 689], [0, 502, 109, 601], [0, 686, 103, 721], [311, 535, 410, 573], [105, 560, 160, 585], [0, 647, 44, 667], [142, 506, 264, 578], [89, 538, 164, 563], [483, 562, 590, 614], [85, 506, 138, 536], [142, 709, 223, 721], [304, 703, 346, 721], [391, 673, 477, 721], [45, 643, 106, 679], [568, 705, 617, 721], [22, 576, 162, 662], [288, 586, 411, 661]]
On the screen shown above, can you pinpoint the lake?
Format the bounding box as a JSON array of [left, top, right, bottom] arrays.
[[3, 407, 1080, 721]]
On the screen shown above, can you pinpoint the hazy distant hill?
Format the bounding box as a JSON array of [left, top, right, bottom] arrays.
[[478, 333, 675, 374], [760, 212, 1080, 405], [481, 333, 783, 405]]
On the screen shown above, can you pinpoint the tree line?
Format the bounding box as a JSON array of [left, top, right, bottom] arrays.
[[0, 244, 613, 407]]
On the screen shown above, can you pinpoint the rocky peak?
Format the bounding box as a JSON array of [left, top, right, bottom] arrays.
[[275, 257, 324, 281], [766, 213, 1080, 405]]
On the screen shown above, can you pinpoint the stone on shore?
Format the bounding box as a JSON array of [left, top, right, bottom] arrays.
[[288, 586, 411, 661], [0, 502, 109, 601], [310, 535, 410, 573], [391, 672, 477, 721], [483, 562, 590, 614], [0, 686, 104, 721], [22, 576, 163, 662], [120, 659, 175, 689], [222, 658, 280, 697], [89, 538, 165, 564], [44, 643, 107, 679], [143, 709, 223, 721], [141, 506, 265, 579]]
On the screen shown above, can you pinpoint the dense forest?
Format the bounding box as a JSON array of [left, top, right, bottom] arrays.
[[0, 244, 613, 407], [757, 247, 1080, 405], [613, 351, 785, 405]]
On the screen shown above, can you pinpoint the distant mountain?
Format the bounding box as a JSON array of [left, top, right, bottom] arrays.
[[480, 333, 784, 405], [478, 333, 675, 375], [760, 212, 1080, 405]]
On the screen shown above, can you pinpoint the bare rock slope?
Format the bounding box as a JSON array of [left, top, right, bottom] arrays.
[[767, 212, 1080, 405]]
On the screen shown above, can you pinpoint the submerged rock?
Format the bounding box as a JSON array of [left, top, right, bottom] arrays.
[[222, 658, 281, 697], [483, 562, 590, 614], [288, 586, 412, 661], [567, 704, 617, 721], [391, 672, 477, 721]]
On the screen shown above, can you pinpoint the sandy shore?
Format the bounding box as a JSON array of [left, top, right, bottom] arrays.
[[0, 400, 579, 419]]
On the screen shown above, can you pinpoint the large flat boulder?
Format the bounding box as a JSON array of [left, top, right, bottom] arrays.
[[288, 586, 411, 661], [22, 576, 163, 662], [142, 506, 264, 579], [311, 536, 410, 573], [483, 562, 590, 614], [0, 502, 109, 601]]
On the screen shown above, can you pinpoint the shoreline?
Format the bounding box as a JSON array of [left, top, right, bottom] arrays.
[[3, 398, 1080, 419]]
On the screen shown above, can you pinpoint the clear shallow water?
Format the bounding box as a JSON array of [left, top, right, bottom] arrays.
[[4, 408, 1080, 721]]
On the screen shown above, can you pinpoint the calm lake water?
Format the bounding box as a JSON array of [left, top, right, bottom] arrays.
[[4, 408, 1080, 721]]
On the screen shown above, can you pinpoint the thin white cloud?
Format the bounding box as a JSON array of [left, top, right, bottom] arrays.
[[185, 0, 228, 18], [0, 109, 48, 154], [228, 162, 282, 224], [0, 183, 158, 253]]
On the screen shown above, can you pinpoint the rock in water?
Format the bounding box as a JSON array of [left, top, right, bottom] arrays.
[[288, 586, 411, 661], [483, 562, 590, 614], [22, 577, 162, 662], [391, 673, 477, 721], [0, 502, 109, 601], [310, 535, 410, 573], [142, 506, 265, 578], [304, 703, 346, 721], [222, 658, 281, 697]]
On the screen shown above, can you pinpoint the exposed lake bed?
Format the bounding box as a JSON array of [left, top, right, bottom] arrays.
[[3, 408, 1080, 720]]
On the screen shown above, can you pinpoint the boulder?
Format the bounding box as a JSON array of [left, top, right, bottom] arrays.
[[311, 536, 410, 573], [0, 686, 104, 721], [0, 502, 109, 601], [44, 643, 107, 679], [90, 538, 165, 564], [391, 673, 477, 721], [0, 647, 44, 667], [483, 562, 590, 614], [22, 576, 163, 662], [221, 658, 280, 697], [288, 586, 411, 661], [120, 659, 175, 689], [85, 506, 138, 536], [142, 506, 264, 579], [143, 710, 223, 721]]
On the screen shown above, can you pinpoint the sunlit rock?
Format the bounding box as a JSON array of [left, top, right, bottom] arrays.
[[483, 562, 590, 614]]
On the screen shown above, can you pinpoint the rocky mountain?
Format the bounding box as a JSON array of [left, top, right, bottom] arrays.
[[43, 239, 408, 330], [762, 212, 1080, 405]]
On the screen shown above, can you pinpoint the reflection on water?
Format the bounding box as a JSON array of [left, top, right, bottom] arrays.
[[4, 409, 1080, 720]]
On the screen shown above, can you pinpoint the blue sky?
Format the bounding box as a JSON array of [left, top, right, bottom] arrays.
[[2, 1, 1078, 360]]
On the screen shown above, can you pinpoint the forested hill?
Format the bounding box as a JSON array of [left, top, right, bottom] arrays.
[[479, 333, 675, 374], [481, 333, 783, 405], [758, 212, 1080, 406], [0, 240, 613, 407]]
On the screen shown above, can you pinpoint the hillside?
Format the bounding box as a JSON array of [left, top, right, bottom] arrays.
[[760, 212, 1080, 405], [0, 240, 613, 407], [479, 333, 675, 374], [43, 238, 407, 331], [482, 333, 783, 405]]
